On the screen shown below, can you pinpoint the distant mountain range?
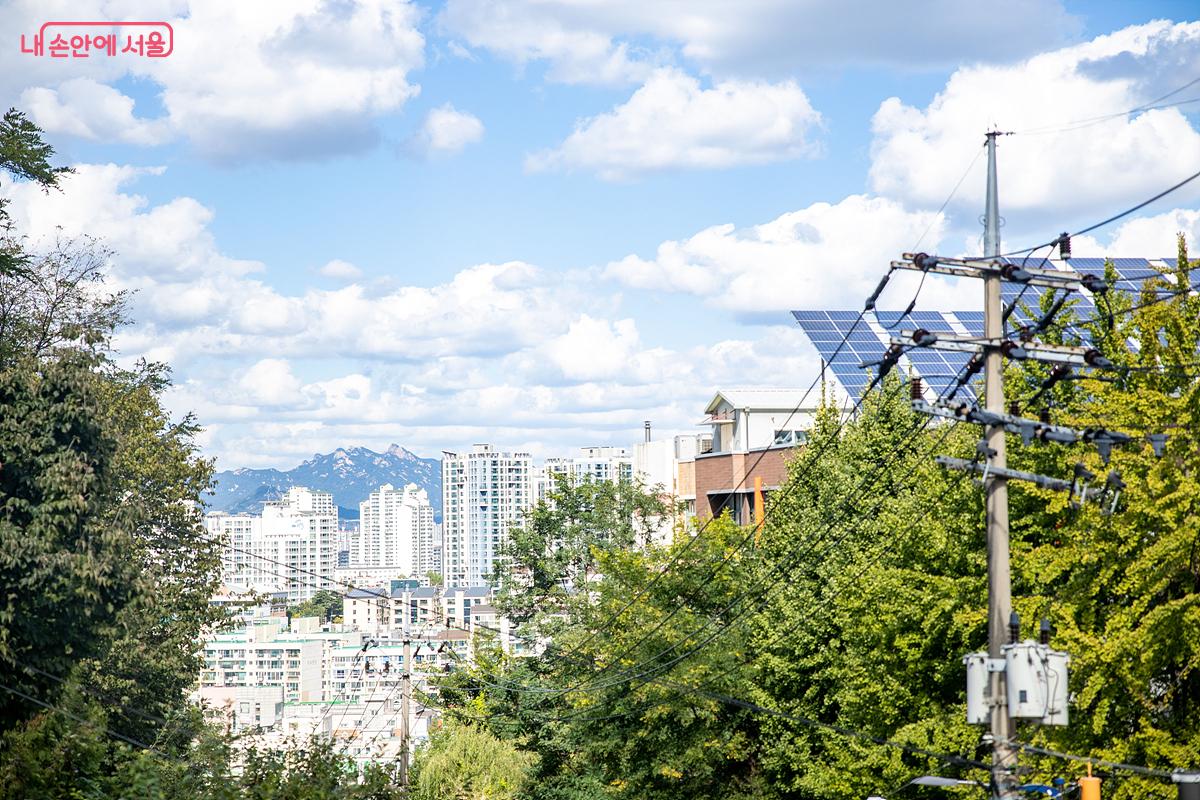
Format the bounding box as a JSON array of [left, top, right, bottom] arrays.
[[206, 445, 441, 521]]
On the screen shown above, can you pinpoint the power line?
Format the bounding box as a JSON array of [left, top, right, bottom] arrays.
[[683, 684, 989, 771], [0, 681, 165, 755], [1011, 74, 1200, 135], [893, 145, 987, 322], [1000, 168, 1200, 257], [1006, 740, 1176, 780], [536, 310, 871, 674], [545, 347, 984, 697]]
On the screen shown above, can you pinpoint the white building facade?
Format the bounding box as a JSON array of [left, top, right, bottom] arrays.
[[634, 433, 709, 544], [441, 445, 533, 587], [535, 446, 634, 503], [353, 483, 436, 578], [206, 486, 339, 602]]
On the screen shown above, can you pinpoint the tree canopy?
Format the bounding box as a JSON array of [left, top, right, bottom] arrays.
[[435, 240, 1200, 800]]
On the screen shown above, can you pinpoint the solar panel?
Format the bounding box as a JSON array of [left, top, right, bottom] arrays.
[[794, 256, 1184, 405]]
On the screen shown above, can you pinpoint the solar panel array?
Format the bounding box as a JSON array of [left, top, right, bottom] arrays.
[[793, 309, 982, 402], [793, 257, 1188, 405]]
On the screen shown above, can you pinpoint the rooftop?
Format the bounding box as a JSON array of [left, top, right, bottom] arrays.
[[704, 388, 816, 415]]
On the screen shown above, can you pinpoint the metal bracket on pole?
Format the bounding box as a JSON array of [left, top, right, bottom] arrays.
[[892, 254, 1085, 291], [912, 399, 1136, 462], [893, 331, 1114, 369], [936, 456, 1111, 502]]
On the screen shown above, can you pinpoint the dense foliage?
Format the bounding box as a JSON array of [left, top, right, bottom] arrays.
[[410, 718, 534, 800], [290, 589, 345, 622], [0, 111, 395, 799], [438, 240, 1200, 800]]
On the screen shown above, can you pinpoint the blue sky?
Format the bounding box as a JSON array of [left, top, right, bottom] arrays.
[[2, 0, 1198, 468]]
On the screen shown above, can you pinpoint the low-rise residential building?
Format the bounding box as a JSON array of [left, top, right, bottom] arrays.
[[197, 685, 285, 733], [634, 432, 711, 543], [694, 389, 812, 523], [200, 618, 324, 703]]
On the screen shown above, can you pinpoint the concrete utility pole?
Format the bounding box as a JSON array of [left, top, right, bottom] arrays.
[[399, 637, 412, 791], [982, 130, 1016, 800]]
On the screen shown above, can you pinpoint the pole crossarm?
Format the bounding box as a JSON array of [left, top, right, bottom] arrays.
[[912, 399, 1134, 454], [892, 330, 1114, 368], [935, 456, 1099, 495], [892, 253, 1087, 291]]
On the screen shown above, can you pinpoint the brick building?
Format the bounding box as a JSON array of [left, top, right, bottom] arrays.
[[693, 389, 813, 523]]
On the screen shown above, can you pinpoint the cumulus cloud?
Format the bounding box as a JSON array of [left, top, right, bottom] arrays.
[[238, 358, 303, 406], [20, 79, 172, 145], [0, 154, 851, 469], [1071, 208, 1200, 258], [167, 321, 822, 470], [604, 194, 974, 313], [438, 0, 1078, 84], [406, 103, 485, 157], [527, 68, 821, 179], [869, 21, 1200, 222], [318, 259, 364, 281], [4, 0, 425, 161]]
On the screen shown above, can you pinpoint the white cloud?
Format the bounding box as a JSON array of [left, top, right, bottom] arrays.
[[1071, 208, 1200, 259], [318, 259, 364, 281], [527, 68, 821, 180], [2, 154, 849, 469], [238, 358, 303, 406], [605, 194, 974, 313], [4, 0, 425, 161], [20, 79, 172, 145], [1, 163, 581, 359], [869, 21, 1200, 221], [438, 0, 1078, 85], [407, 103, 485, 157]]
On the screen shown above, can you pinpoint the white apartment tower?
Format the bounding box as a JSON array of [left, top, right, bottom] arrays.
[[536, 446, 634, 503], [206, 486, 338, 602], [441, 445, 533, 587], [353, 483, 436, 577]]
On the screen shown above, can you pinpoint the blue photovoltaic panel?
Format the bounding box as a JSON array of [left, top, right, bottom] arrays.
[[793, 310, 877, 399], [794, 256, 1175, 406], [793, 309, 982, 402]]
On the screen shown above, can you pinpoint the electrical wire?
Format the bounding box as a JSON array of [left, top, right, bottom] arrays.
[[1012, 73, 1200, 136], [198, 302, 869, 685], [999, 168, 1200, 258], [522, 309, 871, 680], [887, 146, 986, 327], [1004, 740, 1176, 780], [417, 390, 960, 715], [0, 681, 165, 755], [453, 355, 975, 710], [16, 662, 170, 726]]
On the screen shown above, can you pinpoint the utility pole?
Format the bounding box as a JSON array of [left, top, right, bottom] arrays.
[[888, 134, 1170, 800], [399, 636, 411, 791], [983, 130, 1016, 800]]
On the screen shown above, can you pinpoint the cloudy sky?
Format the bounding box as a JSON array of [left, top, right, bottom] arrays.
[[2, 0, 1199, 468]]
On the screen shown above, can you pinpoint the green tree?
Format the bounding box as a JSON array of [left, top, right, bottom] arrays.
[[0, 108, 71, 277], [290, 589, 344, 622], [0, 347, 144, 727], [411, 719, 534, 800], [493, 473, 673, 628]]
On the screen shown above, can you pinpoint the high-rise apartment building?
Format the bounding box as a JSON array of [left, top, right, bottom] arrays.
[[353, 483, 436, 577], [441, 445, 533, 587], [535, 446, 633, 503], [206, 486, 338, 602]]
